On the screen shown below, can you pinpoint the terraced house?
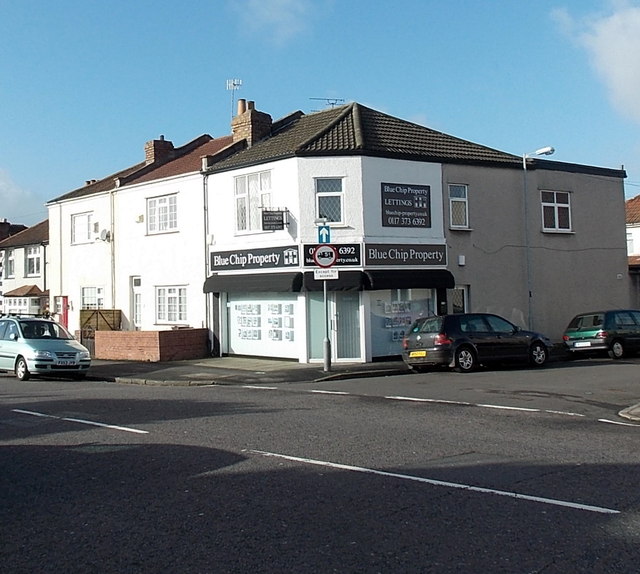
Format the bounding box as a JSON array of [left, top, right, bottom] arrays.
[[46, 99, 628, 363]]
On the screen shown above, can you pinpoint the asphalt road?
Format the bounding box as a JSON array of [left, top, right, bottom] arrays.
[[2, 360, 640, 573]]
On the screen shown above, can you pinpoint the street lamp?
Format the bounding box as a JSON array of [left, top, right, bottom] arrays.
[[522, 146, 555, 330]]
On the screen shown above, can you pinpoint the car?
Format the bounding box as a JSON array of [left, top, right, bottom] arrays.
[[0, 315, 91, 381], [562, 309, 640, 359], [401, 313, 551, 373]]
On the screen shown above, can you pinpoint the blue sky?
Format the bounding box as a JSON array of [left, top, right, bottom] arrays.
[[2, 0, 640, 225]]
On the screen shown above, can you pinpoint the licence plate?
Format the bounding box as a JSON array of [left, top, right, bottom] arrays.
[[409, 350, 427, 358], [573, 342, 591, 348], [56, 360, 77, 366]]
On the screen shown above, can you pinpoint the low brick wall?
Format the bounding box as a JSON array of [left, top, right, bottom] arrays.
[[95, 329, 209, 362]]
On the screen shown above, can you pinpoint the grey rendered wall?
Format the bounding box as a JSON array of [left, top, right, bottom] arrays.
[[442, 163, 629, 341]]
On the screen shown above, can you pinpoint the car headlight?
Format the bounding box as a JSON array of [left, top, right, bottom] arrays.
[[79, 351, 91, 360], [33, 350, 55, 360]]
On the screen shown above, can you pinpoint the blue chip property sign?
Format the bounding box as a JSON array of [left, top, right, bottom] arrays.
[[211, 245, 299, 271], [381, 182, 431, 228]]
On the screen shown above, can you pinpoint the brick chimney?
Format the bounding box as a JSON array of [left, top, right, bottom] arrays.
[[231, 99, 272, 146], [144, 135, 175, 164]]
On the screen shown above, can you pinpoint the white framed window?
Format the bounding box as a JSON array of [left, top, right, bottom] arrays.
[[156, 286, 187, 323], [448, 184, 469, 228], [147, 194, 178, 234], [5, 249, 15, 278], [541, 190, 572, 232], [81, 286, 104, 309], [25, 246, 41, 276], [235, 171, 271, 232], [316, 178, 343, 224], [71, 212, 93, 244]]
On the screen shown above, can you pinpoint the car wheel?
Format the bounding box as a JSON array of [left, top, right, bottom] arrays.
[[15, 357, 30, 381], [529, 341, 548, 367], [454, 346, 476, 373], [609, 340, 625, 359]]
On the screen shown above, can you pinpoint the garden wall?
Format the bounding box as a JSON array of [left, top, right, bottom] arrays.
[[95, 329, 209, 362]]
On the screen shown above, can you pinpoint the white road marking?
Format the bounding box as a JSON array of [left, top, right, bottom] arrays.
[[249, 449, 620, 515], [231, 386, 631, 425], [11, 409, 148, 434], [599, 418, 640, 427]]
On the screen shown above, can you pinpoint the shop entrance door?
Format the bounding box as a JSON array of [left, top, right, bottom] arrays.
[[308, 291, 361, 361]]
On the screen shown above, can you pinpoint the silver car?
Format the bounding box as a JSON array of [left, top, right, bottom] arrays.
[[0, 316, 91, 381]]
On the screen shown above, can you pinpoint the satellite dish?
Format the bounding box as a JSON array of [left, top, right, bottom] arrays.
[[99, 229, 110, 241]]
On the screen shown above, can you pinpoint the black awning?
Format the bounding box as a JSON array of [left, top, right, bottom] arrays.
[[203, 272, 303, 293], [302, 271, 367, 292], [364, 269, 455, 290], [204, 269, 455, 293], [302, 269, 455, 292]]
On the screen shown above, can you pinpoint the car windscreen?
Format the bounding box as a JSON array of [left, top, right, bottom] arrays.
[[20, 320, 74, 340]]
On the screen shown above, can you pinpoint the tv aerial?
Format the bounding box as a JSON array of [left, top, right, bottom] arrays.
[[226, 78, 243, 119], [310, 97, 345, 110]]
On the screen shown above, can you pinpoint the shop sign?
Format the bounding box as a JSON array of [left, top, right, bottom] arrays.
[[262, 210, 286, 231], [211, 245, 299, 271], [303, 243, 361, 267], [364, 243, 447, 266], [381, 182, 431, 228]]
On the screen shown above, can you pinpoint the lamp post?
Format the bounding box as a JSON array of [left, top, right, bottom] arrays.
[[522, 146, 555, 330]]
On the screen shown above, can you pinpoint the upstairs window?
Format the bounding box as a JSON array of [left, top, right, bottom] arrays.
[[71, 212, 93, 244], [448, 184, 469, 228], [316, 178, 343, 223], [5, 249, 15, 278], [147, 194, 178, 234], [541, 190, 572, 232], [235, 171, 271, 232], [25, 246, 41, 276]]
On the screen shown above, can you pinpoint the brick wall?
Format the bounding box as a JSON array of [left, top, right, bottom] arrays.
[[95, 329, 209, 362]]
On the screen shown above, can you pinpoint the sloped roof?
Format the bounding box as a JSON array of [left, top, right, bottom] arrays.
[[48, 134, 234, 204], [0, 219, 48, 248], [626, 195, 640, 224], [3, 284, 45, 297], [207, 102, 522, 173]]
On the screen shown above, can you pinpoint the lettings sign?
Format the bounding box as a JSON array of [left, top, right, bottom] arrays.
[[381, 182, 431, 228]]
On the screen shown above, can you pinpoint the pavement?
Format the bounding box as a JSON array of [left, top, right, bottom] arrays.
[[85, 354, 640, 423]]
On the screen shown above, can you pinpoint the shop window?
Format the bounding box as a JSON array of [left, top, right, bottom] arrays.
[[316, 178, 343, 223], [235, 171, 271, 232], [541, 190, 572, 232]]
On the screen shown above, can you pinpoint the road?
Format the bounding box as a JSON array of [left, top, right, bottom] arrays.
[[2, 360, 640, 573]]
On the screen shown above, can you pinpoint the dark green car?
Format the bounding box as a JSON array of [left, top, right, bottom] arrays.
[[562, 309, 640, 359]]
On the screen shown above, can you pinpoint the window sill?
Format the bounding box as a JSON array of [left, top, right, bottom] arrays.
[[449, 227, 473, 232], [542, 229, 575, 235]]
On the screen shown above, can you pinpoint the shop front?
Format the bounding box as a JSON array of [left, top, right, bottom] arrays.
[[203, 246, 455, 362]]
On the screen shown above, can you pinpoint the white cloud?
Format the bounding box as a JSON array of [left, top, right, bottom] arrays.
[[554, 2, 640, 124], [232, 0, 314, 46], [0, 169, 46, 225]]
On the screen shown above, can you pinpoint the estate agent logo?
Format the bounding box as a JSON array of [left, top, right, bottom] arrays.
[[211, 246, 299, 271], [365, 243, 446, 266], [381, 182, 431, 228]]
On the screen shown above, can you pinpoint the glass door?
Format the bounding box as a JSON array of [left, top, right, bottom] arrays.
[[308, 291, 361, 361]]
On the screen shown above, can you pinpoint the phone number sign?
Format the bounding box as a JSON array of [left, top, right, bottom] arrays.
[[381, 182, 431, 228], [303, 243, 362, 267]]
